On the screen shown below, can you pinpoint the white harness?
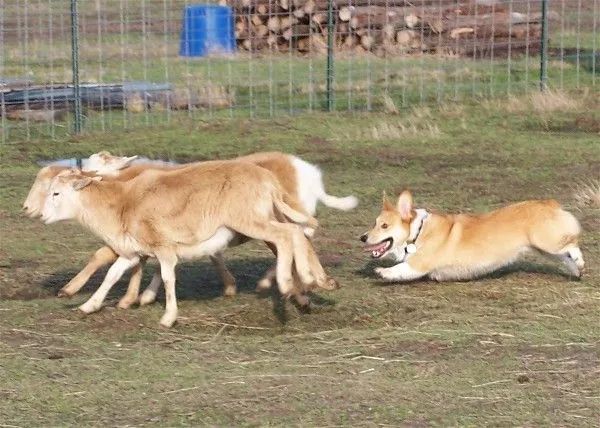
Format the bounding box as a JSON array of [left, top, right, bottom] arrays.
[[390, 208, 429, 262]]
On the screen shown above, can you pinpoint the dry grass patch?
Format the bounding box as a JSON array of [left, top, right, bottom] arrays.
[[341, 105, 441, 141], [574, 180, 600, 209], [530, 90, 582, 114], [481, 95, 529, 113], [482, 91, 583, 116], [368, 120, 440, 141], [382, 92, 399, 114]]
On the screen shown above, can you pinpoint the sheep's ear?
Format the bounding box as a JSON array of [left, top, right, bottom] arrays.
[[72, 176, 101, 190], [57, 168, 79, 177], [119, 155, 138, 169], [397, 190, 413, 221], [382, 191, 395, 211]]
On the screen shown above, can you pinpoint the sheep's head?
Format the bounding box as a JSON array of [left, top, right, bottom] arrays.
[[41, 170, 102, 224], [85, 151, 137, 175], [23, 166, 72, 218]]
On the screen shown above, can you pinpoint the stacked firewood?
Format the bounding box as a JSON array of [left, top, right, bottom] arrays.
[[220, 0, 555, 56]]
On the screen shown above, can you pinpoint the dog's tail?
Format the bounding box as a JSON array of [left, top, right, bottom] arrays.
[[274, 193, 319, 229]]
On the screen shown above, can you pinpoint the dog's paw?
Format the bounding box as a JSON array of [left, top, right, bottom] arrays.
[[375, 267, 397, 281]]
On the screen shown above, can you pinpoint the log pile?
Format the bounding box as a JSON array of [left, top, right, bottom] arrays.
[[221, 0, 556, 57]]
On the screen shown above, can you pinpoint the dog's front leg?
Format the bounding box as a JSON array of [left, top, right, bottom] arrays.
[[375, 262, 426, 282]]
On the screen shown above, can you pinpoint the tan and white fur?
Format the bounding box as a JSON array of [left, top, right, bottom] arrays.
[[361, 190, 585, 282], [24, 152, 355, 304], [40, 161, 329, 327]]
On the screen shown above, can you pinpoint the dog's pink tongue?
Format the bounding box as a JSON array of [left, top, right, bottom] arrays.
[[364, 242, 387, 252]]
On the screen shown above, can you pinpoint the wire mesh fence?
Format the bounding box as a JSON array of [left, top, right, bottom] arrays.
[[0, 0, 597, 142]]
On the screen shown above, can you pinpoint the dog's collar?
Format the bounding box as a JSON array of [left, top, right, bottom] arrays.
[[404, 209, 428, 256]]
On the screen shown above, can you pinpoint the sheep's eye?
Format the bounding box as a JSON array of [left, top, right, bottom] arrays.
[[53, 192, 59, 196], [381, 223, 388, 229]]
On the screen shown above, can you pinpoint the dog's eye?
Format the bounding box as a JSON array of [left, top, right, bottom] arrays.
[[53, 192, 59, 196], [381, 223, 388, 229]]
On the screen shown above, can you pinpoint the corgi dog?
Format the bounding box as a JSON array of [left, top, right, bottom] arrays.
[[361, 190, 585, 282]]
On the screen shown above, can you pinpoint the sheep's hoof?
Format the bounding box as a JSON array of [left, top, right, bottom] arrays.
[[223, 285, 237, 297], [139, 291, 157, 306], [320, 277, 340, 290], [57, 288, 74, 298], [159, 313, 177, 328], [116, 298, 135, 309], [79, 301, 101, 314]]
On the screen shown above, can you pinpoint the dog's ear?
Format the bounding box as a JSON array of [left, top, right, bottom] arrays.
[[397, 190, 413, 221], [382, 191, 395, 211]]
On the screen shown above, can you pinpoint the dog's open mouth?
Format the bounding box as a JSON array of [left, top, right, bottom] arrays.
[[364, 238, 393, 259]]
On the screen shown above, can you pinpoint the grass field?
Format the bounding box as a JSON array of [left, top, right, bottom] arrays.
[[2, 0, 598, 142], [0, 90, 599, 426]]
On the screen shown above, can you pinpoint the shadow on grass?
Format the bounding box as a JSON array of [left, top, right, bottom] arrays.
[[35, 256, 336, 324], [355, 259, 578, 284]]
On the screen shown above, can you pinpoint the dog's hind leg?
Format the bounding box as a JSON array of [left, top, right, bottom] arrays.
[[555, 245, 585, 278], [534, 238, 585, 279]]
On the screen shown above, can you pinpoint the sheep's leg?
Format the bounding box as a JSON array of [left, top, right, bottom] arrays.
[[230, 221, 295, 295], [58, 246, 118, 297], [256, 241, 310, 307], [283, 223, 316, 286], [117, 256, 148, 309], [79, 256, 140, 314], [157, 253, 179, 328], [139, 269, 162, 306], [256, 265, 276, 291], [303, 238, 339, 290], [210, 252, 237, 297]]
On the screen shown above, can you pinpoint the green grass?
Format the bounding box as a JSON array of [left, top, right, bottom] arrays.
[[2, 0, 598, 142], [0, 92, 599, 426]]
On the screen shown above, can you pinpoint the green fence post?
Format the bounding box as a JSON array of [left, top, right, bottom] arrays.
[[326, 0, 334, 111], [539, 0, 549, 91], [70, 0, 82, 133]]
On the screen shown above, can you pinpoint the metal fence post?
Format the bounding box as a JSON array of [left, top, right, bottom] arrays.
[[70, 0, 82, 133], [539, 0, 549, 91], [326, 0, 334, 111]]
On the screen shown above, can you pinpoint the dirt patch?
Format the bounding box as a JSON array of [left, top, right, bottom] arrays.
[[319, 252, 345, 268], [545, 115, 600, 134], [373, 149, 410, 167], [0, 328, 81, 360], [574, 116, 600, 134], [296, 144, 344, 165]]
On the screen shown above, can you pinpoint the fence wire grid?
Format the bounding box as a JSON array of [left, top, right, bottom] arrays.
[[0, 0, 598, 141]]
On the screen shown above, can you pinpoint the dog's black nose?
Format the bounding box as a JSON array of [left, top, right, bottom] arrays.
[[360, 234, 367, 243]]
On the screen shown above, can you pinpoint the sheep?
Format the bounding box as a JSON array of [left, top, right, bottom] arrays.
[[40, 160, 333, 327]]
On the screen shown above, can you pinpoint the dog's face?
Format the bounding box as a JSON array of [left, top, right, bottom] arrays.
[[361, 190, 414, 259]]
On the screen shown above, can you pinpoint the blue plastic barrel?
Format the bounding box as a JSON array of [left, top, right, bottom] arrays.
[[179, 5, 236, 57]]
